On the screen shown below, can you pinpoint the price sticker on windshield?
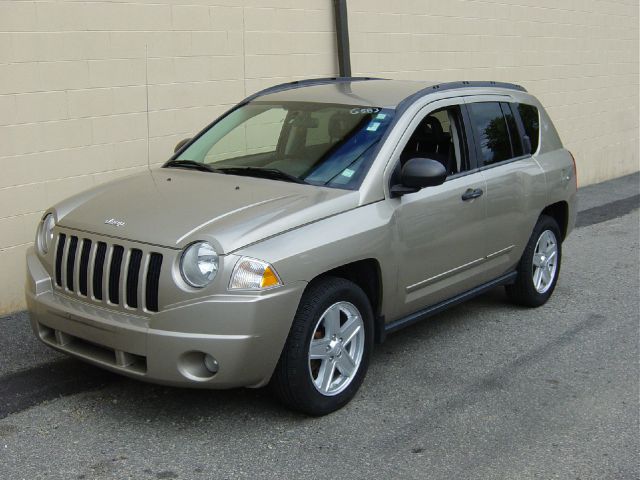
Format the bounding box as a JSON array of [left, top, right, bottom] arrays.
[[350, 107, 380, 115]]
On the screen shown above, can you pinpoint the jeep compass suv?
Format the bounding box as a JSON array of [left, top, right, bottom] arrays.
[[26, 77, 577, 415]]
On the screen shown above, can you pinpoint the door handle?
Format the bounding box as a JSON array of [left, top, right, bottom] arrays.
[[461, 188, 483, 201]]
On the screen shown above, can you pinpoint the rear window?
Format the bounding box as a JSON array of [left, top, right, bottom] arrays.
[[517, 103, 540, 153]]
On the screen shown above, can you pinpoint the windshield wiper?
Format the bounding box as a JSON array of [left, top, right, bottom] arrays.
[[164, 159, 221, 173], [217, 166, 308, 184]]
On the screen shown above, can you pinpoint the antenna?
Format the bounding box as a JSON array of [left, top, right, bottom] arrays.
[[145, 44, 151, 170]]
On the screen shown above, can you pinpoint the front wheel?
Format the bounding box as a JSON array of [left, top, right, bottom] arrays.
[[506, 215, 562, 307], [271, 276, 374, 416]]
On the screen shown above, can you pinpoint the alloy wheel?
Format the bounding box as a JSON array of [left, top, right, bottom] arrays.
[[532, 229, 558, 294], [308, 301, 365, 396]]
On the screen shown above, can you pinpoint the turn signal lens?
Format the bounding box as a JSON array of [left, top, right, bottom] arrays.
[[569, 151, 578, 187], [229, 257, 282, 290], [260, 266, 280, 288]]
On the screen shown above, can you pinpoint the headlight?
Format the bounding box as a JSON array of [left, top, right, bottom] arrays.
[[180, 242, 219, 288], [229, 257, 282, 290], [36, 213, 56, 254]]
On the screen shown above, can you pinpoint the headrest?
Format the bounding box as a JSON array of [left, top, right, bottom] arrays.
[[328, 112, 354, 140], [421, 116, 444, 136]]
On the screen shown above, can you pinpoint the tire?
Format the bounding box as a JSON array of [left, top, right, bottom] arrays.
[[506, 215, 562, 307], [270, 276, 374, 416]]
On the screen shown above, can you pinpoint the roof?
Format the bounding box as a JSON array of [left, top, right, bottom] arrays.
[[247, 77, 527, 109]]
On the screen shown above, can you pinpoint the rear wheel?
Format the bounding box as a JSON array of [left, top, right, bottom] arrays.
[[506, 215, 562, 307], [271, 276, 373, 416]]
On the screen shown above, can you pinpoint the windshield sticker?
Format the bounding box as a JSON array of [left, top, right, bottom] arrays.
[[366, 122, 381, 132], [350, 107, 380, 115], [341, 168, 355, 178], [375, 113, 387, 120]]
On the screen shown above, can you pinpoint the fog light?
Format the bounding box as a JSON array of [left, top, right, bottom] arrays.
[[203, 354, 219, 374]]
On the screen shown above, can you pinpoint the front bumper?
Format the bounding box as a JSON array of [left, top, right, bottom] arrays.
[[25, 247, 306, 388]]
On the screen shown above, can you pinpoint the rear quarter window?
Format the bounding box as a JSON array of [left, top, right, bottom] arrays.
[[502, 103, 524, 157], [517, 104, 540, 153]]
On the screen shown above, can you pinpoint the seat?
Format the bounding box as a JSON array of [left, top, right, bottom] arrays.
[[401, 115, 454, 173]]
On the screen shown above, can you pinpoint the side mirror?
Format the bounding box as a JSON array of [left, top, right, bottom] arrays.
[[391, 157, 447, 197], [174, 138, 192, 154]]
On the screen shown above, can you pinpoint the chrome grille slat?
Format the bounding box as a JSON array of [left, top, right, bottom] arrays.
[[73, 236, 83, 296], [138, 252, 150, 313], [120, 249, 131, 308], [86, 240, 98, 299], [53, 230, 163, 314], [60, 233, 71, 290]]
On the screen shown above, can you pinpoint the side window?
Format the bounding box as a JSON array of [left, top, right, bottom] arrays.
[[399, 105, 469, 175], [467, 102, 513, 166], [517, 103, 540, 153], [501, 102, 523, 157]]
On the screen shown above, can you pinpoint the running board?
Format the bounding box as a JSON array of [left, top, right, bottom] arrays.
[[384, 271, 518, 336]]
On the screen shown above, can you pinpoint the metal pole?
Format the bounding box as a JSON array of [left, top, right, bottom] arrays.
[[333, 0, 352, 77]]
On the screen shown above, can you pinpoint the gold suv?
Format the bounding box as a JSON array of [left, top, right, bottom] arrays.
[[26, 78, 577, 415]]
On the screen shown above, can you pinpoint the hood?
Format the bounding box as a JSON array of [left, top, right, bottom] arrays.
[[55, 168, 359, 253]]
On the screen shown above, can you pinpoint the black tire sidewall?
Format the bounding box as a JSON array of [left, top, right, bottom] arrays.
[[513, 215, 562, 306], [276, 277, 374, 416]]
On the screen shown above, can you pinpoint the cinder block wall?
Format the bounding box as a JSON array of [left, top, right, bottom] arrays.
[[1, 0, 638, 314], [0, 0, 337, 314], [348, 0, 639, 186]]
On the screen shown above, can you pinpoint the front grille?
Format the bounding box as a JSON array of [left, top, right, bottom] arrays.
[[53, 232, 163, 312]]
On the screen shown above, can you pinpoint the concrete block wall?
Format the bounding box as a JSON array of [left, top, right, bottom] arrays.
[[348, 0, 639, 186], [1, 0, 638, 314], [0, 0, 337, 314]]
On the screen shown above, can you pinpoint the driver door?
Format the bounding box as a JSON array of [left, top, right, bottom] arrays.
[[391, 100, 489, 317]]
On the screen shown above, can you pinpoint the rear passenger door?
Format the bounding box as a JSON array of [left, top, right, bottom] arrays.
[[464, 97, 546, 279]]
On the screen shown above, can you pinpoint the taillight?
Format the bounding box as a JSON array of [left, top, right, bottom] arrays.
[[569, 151, 577, 187]]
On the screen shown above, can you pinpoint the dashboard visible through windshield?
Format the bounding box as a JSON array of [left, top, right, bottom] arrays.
[[168, 101, 395, 189]]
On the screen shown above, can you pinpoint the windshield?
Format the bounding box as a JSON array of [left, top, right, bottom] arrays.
[[169, 101, 395, 189]]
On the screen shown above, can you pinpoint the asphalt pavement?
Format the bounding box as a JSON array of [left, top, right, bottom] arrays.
[[0, 173, 638, 480]]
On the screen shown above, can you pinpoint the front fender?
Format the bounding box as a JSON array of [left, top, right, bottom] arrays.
[[233, 201, 397, 317]]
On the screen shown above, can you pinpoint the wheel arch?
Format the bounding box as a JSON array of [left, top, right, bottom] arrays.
[[541, 201, 569, 241], [309, 258, 385, 344]]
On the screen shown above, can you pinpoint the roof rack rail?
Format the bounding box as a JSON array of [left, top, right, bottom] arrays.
[[243, 76, 384, 103], [395, 80, 527, 114], [431, 80, 527, 92]]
